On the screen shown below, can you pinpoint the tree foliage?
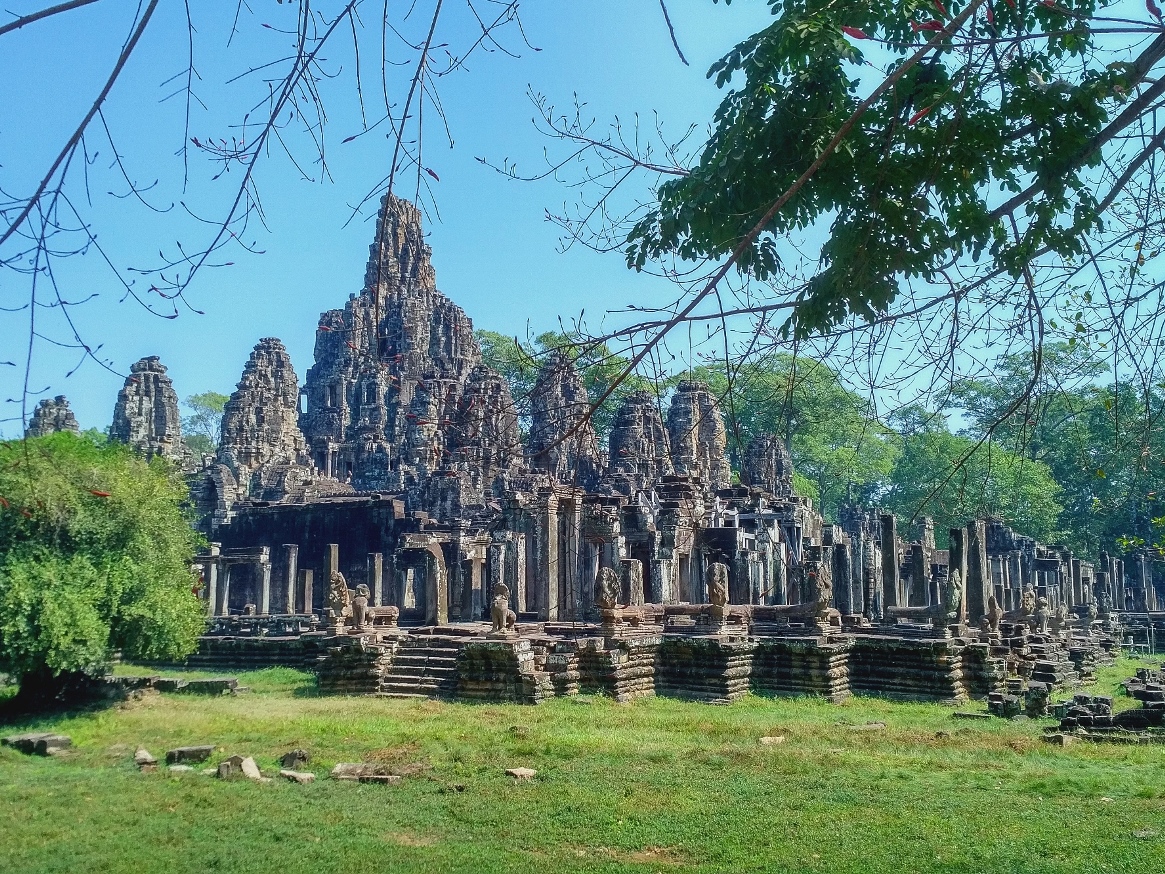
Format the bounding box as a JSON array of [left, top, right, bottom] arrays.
[[477, 330, 657, 441], [182, 391, 229, 458], [882, 411, 1064, 547], [0, 433, 205, 695], [625, 0, 1153, 338], [950, 343, 1165, 554], [687, 355, 897, 518]]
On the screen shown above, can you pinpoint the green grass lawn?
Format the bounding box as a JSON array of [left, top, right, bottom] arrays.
[[1, 658, 1162, 873]]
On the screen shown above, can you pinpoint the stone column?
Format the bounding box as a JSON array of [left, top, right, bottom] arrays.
[[621, 558, 644, 605], [966, 520, 989, 623], [368, 552, 384, 607], [204, 542, 220, 618], [425, 547, 449, 626], [880, 513, 899, 610], [1007, 551, 1023, 611], [563, 499, 583, 619], [537, 494, 559, 621], [258, 547, 272, 615], [283, 544, 299, 614], [300, 568, 314, 615], [324, 543, 340, 583], [488, 539, 507, 608], [469, 535, 488, 620], [910, 544, 929, 607], [948, 527, 967, 612], [512, 533, 527, 614], [218, 564, 232, 616]]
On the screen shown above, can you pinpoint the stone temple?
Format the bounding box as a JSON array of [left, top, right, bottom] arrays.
[[98, 194, 1165, 705]]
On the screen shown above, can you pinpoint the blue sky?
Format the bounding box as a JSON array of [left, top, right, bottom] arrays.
[[0, 1, 774, 436]]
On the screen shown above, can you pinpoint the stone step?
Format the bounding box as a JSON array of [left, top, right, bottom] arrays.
[[391, 653, 458, 667]]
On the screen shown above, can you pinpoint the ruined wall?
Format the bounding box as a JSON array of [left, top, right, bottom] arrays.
[[527, 352, 602, 489], [666, 381, 731, 490], [218, 337, 311, 498], [607, 390, 673, 496], [25, 395, 79, 437], [110, 356, 187, 463], [298, 194, 487, 504]]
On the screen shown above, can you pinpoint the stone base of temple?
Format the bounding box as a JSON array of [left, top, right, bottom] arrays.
[[178, 608, 1129, 707]]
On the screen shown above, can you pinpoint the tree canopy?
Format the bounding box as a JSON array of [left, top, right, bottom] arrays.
[[0, 432, 205, 700], [182, 391, 230, 458]]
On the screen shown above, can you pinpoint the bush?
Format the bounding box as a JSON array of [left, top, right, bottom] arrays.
[[0, 433, 206, 701]]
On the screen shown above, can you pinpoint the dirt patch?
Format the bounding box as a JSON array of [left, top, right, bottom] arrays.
[[384, 831, 437, 848], [364, 742, 431, 776], [568, 845, 690, 866]]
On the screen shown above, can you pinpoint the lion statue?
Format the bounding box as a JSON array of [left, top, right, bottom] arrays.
[[491, 582, 517, 634]]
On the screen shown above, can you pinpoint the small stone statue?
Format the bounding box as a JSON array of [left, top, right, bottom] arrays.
[[490, 582, 517, 635], [943, 569, 964, 624], [352, 583, 371, 630], [985, 594, 1004, 634], [1034, 596, 1051, 633], [1020, 584, 1036, 619], [811, 569, 833, 617], [1087, 600, 1099, 624], [708, 563, 729, 607], [1096, 587, 1113, 618], [1048, 601, 1068, 635], [593, 566, 620, 610], [326, 570, 353, 622]]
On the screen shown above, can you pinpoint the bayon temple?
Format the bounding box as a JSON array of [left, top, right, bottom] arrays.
[[33, 195, 1165, 708]]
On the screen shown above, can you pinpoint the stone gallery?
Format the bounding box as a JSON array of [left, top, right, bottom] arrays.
[[38, 195, 1165, 707]]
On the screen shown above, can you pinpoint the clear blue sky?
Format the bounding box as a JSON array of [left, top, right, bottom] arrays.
[[0, 1, 773, 436]]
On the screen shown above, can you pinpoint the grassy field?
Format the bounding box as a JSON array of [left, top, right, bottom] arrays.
[[1, 658, 1162, 874]]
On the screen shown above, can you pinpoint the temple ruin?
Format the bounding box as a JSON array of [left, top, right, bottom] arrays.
[[25, 396, 79, 438], [104, 194, 1162, 706]]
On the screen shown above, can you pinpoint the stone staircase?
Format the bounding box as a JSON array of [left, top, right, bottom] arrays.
[[376, 635, 463, 699]]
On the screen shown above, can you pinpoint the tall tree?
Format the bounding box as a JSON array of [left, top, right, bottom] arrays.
[[882, 410, 1064, 547], [182, 391, 229, 458], [477, 330, 659, 442], [690, 354, 897, 519]]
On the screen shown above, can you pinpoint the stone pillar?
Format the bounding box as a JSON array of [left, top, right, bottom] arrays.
[[470, 535, 488, 620], [258, 548, 272, 615], [204, 542, 220, 618], [833, 537, 854, 614], [218, 565, 233, 616], [1007, 551, 1023, 611], [324, 543, 340, 583], [300, 568, 314, 615], [910, 544, 929, 607], [621, 558, 644, 606], [283, 544, 299, 614], [368, 552, 384, 607], [880, 513, 899, 610], [510, 533, 528, 614], [563, 499, 583, 619], [425, 548, 449, 626], [488, 538, 507, 609], [966, 520, 989, 623], [538, 494, 559, 621], [947, 528, 967, 613]]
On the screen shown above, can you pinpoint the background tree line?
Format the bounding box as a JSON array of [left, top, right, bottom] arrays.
[[479, 331, 1159, 559]]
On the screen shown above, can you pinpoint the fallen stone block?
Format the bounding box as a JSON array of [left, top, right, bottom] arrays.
[[217, 755, 266, 781], [952, 712, 992, 720], [134, 748, 157, 769], [166, 745, 215, 765], [505, 767, 537, 780], [280, 769, 316, 784], [201, 768, 217, 776], [1043, 733, 1078, 747], [758, 736, 786, 746], [178, 678, 238, 696], [2, 733, 72, 756], [153, 678, 189, 693], [169, 764, 195, 773], [330, 762, 401, 782], [280, 749, 310, 770]]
